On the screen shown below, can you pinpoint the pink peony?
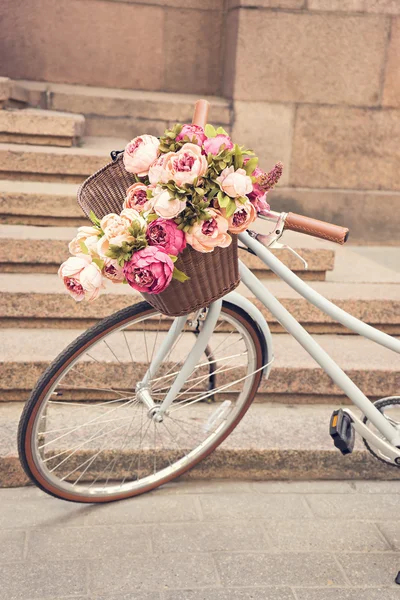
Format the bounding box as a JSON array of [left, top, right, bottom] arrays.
[[58, 254, 103, 302], [216, 166, 253, 199], [68, 226, 100, 257], [162, 143, 208, 187], [148, 153, 169, 186], [102, 257, 125, 284], [223, 201, 257, 233], [147, 218, 186, 256], [151, 186, 186, 219], [123, 135, 160, 177], [97, 209, 146, 257], [185, 208, 232, 253], [123, 182, 153, 213], [203, 134, 234, 156], [123, 246, 174, 294], [176, 124, 206, 146]]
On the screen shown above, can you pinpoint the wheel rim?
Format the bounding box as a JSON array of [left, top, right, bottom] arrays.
[[363, 396, 400, 465], [27, 306, 261, 500]]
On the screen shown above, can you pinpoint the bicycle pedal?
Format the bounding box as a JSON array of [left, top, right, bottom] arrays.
[[330, 409, 355, 455]]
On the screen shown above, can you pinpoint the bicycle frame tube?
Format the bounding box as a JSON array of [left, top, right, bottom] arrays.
[[238, 230, 400, 446], [157, 299, 223, 416]]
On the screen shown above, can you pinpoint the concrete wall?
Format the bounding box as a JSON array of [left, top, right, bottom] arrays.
[[0, 0, 225, 95], [1, 0, 399, 242], [226, 1, 400, 242]]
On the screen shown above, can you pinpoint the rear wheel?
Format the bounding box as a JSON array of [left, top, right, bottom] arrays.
[[18, 300, 266, 503], [363, 397, 400, 467]]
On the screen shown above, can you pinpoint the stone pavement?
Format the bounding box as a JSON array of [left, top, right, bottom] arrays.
[[1, 480, 400, 599]]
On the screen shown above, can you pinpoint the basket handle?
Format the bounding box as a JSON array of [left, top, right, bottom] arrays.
[[192, 99, 210, 129]]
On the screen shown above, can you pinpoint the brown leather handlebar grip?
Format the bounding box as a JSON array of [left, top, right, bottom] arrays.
[[192, 99, 210, 128], [285, 212, 349, 245]]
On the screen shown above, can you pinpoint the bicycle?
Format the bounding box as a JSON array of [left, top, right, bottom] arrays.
[[17, 205, 400, 503]]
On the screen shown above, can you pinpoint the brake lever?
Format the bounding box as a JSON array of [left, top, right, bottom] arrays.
[[245, 210, 309, 270], [268, 240, 308, 270]]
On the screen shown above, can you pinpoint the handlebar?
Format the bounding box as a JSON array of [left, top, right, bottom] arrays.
[[284, 212, 349, 245], [258, 209, 349, 245]]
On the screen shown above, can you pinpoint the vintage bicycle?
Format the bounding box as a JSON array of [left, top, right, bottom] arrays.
[[17, 107, 400, 504]]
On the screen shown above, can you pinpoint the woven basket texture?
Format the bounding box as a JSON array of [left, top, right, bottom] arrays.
[[77, 154, 240, 316]]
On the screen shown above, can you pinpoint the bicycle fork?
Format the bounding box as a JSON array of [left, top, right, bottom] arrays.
[[136, 300, 223, 420]]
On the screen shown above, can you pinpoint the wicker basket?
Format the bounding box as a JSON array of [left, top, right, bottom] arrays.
[[77, 153, 240, 317]]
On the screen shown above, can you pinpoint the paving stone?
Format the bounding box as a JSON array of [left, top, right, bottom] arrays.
[[199, 493, 311, 520], [27, 524, 151, 561], [157, 480, 253, 494], [231, 11, 387, 105], [84, 495, 200, 526], [0, 529, 25, 561], [89, 553, 218, 593], [0, 494, 87, 529], [0, 560, 87, 600], [291, 105, 400, 190], [354, 481, 400, 493], [165, 590, 295, 600], [266, 519, 389, 552], [152, 520, 269, 554], [307, 493, 400, 520], [377, 522, 400, 550], [295, 589, 400, 600], [252, 481, 355, 494], [88, 595, 160, 600], [215, 553, 344, 586], [337, 553, 400, 586]]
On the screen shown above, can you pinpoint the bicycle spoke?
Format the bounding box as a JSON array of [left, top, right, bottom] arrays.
[[27, 306, 261, 499]]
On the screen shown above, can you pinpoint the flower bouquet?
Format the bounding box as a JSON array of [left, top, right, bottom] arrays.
[[60, 100, 282, 316]]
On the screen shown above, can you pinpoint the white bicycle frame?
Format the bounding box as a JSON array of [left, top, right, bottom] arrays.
[[138, 226, 400, 463]]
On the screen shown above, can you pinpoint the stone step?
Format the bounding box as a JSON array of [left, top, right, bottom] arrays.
[[1, 273, 399, 335], [0, 78, 29, 109], [19, 80, 232, 138], [0, 180, 81, 226], [0, 137, 128, 183], [0, 330, 398, 404], [0, 109, 85, 147], [0, 225, 334, 279], [1, 401, 399, 487]]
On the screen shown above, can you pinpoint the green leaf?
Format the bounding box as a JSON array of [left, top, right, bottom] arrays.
[[217, 191, 230, 208], [237, 196, 248, 205], [79, 240, 89, 255], [216, 126, 229, 135], [92, 258, 105, 270], [147, 213, 159, 222], [205, 124, 217, 138], [234, 144, 244, 170], [172, 266, 190, 282], [168, 254, 178, 263], [244, 157, 259, 176], [89, 210, 101, 227], [146, 189, 154, 199], [194, 187, 205, 196], [225, 200, 237, 218]]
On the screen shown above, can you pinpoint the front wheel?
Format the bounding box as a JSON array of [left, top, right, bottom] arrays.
[[18, 300, 266, 503]]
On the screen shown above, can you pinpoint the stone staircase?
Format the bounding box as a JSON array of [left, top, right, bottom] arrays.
[[0, 77, 399, 487]]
